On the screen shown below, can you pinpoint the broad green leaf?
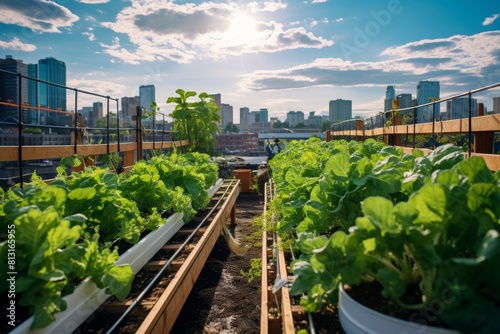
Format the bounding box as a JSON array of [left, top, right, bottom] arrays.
[[426, 144, 464, 170], [455, 156, 494, 184], [360, 197, 399, 235], [431, 169, 461, 187], [467, 183, 496, 211], [291, 261, 319, 295], [102, 264, 134, 300], [297, 233, 328, 255], [409, 184, 447, 227], [324, 153, 350, 179], [67, 187, 96, 201]]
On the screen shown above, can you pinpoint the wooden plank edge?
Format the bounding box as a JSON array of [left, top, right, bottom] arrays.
[[278, 242, 294, 334], [135, 181, 239, 334]]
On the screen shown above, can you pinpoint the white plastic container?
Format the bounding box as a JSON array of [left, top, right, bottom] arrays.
[[338, 284, 459, 334]]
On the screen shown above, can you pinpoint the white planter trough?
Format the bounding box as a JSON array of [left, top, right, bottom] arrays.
[[338, 284, 459, 334], [11, 179, 224, 334]]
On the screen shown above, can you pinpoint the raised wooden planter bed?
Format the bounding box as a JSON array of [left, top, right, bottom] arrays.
[[260, 181, 295, 334], [10, 179, 224, 334]]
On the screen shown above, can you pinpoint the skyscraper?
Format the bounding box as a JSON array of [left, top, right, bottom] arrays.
[[0, 55, 29, 121], [416, 81, 440, 123], [139, 85, 155, 127], [446, 97, 478, 120], [210, 93, 222, 127], [221, 103, 233, 127], [385, 85, 396, 111], [286, 111, 304, 125], [494, 97, 500, 114], [139, 85, 155, 111], [329, 99, 352, 123], [37, 57, 67, 110], [89, 102, 103, 128], [27, 57, 67, 125], [121, 96, 140, 119], [240, 107, 250, 125], [259, 108, 269, 123]]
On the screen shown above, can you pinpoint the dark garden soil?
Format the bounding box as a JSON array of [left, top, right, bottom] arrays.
[[170, 191, 263, 334], [170, 191, 344, 334]]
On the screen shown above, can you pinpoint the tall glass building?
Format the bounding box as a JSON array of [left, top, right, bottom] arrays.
[[0, 55, 28, 120], [139, 85, 155, 126], [384, 85, 396, 111], [259, 108, 269, 123], [27, 57, 67, 125], [416, 81, 440, 123]]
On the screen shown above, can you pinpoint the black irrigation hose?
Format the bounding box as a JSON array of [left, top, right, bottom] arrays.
[[105, 179, 237, 334]]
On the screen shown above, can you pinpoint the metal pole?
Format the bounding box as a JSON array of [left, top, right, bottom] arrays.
[[413, 108, 416, 149], [468, 92, 472, 158], [116, 99, 120, 152], [17, 73, 23, 188], [431, 102, 436, 149], [74, 89, 78, 154], [106, 97, 110, 154], [153, 112, 156, 151]]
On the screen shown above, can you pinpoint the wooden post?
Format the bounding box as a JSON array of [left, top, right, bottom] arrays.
[[123, 150, 135, 170], [325, 130, 331, 142], [356, 119, 363, 142], [474, 132, 494, 154]]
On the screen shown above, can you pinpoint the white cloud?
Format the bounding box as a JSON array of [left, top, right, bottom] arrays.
[[0, 37, 36, 52], [0, 0, 78, 33], [240, 31, 500, 92], [247, 1, 288, 12], [82, 31, 96, 41], [335, 18, 344, 23], [311, 0, 328, 3], [76, 0, 110, 3], [99, 0, 332, 64], [483, 13, 500, 26]]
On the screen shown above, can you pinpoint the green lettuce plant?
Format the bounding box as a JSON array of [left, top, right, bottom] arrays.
[[290, 153, 500, 333]]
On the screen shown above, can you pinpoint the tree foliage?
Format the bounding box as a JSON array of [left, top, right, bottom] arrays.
[[224, 122, 240, 133]]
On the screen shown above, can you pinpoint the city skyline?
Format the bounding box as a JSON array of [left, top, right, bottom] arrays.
[[0, 1, 499, 123]]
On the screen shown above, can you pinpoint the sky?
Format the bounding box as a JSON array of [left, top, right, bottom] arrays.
[[0, 0, 499, 123]]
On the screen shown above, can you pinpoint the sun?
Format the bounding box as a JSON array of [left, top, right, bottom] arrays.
[[226, 12, 258, 45]]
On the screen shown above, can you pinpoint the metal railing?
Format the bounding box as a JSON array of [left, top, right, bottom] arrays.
[[0, 68, 179, 188], [331, 82, 500, 157]]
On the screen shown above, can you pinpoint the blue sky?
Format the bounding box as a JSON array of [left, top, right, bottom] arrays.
[[0, 0, 499, 122]]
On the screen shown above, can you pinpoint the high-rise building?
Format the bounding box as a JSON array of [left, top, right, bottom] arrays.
[[250, 111, 260, 124], [385, 85, 396, 111], [286, 111, 305, 125], [329, 99, 352, 123], [416, 81, 440, 123], [26, 57, 67, 125], [121, 96, 140, 119], [210, 93, 222, 126], [259, 108, 269, 123], [0, 55, 29, 121], [139, 85, 155, 111], [221, 103, 233, 127], [308, 111, 322, 127], [240, 107, 250, 125], [493, 97, 500, 114], [32, 57, 67, 110], [88, 102, 103, 128], [446, 97, 478, 120]]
